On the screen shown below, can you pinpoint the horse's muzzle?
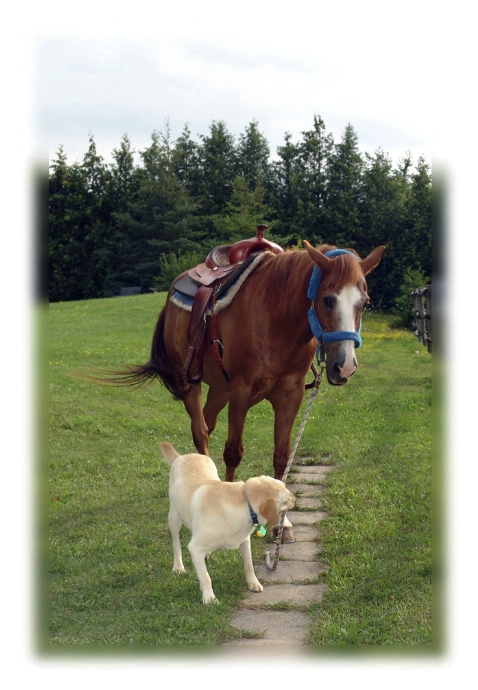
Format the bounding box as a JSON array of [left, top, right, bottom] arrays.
[[326, 356, 358, 386]]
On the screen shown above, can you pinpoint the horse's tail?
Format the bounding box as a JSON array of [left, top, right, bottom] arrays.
[[83, 305, 187, 401]]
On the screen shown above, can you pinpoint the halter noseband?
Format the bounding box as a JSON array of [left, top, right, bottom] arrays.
[[307, 248, 362, 363]]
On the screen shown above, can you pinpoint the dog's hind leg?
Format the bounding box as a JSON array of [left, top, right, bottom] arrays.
[[239, 537, 263, 593], [168, 507, 185, 573], [188, 539, 216, 604]]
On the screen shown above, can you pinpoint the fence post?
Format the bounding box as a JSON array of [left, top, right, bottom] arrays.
[[411, 285, 432, 353]]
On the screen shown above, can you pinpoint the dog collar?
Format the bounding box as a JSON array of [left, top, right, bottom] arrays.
[[244, 486, 267, 537]]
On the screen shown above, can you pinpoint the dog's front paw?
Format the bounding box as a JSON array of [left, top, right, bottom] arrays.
[[248, 580, 264, 593], [202, 591, 218, 605], [173, 565, 186, 574]]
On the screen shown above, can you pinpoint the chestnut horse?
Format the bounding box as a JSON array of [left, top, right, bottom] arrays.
[[116, 240, 384, 527]]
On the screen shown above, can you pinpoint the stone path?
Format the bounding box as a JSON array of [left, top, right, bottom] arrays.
[[224, 462, 332, 649]]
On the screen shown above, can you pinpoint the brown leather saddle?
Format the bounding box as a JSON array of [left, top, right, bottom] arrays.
[[175, 225, 283, 385]]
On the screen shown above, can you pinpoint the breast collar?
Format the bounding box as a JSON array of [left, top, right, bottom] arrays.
[[307, 248, 363, 362]]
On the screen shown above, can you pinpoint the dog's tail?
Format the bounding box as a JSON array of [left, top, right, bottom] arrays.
[[159, 441, 181, 466]]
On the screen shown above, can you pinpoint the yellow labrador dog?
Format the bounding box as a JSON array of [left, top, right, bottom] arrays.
[[160, 442, 295, 604]]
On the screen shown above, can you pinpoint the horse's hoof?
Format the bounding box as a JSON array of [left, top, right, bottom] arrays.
[[272, 526, 296, 543], [282, 526, 296, 543]]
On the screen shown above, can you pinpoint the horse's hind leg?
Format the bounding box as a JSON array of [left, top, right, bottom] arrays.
[[223, 392, 250, 481], [183, 383, 209, 455]]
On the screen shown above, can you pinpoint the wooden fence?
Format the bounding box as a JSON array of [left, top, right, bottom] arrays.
[[410, 285, 432, 353]]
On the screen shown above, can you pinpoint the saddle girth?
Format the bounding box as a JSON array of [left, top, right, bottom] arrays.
[[181, 285, 210, 385], [181, 285, 230, 385]]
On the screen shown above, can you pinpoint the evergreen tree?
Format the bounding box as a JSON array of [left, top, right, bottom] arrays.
[[359, 148, 405, 308], [110, 134, 138, 205], [215, 175, 272, 243], [198, 121, 238, 215], [294, 115, 334, 242], [404, 156, 432, 277], [112, 128, 198, 290], [172, 124, 202, 199], [104, 135, 142, 295], [49, 142, 108, 301], [35, 162, 49, 301], [49, 146, 72, 301], [269, 132, 301, 239], [171, 124, 213, 248], [382, 155, 432, 315], [236, 120, 271, 189], [326, 123, 364, 247], [79, 135, 113, 297]]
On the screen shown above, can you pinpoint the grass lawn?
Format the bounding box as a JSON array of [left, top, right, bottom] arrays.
[[44, 293, 435, 652]]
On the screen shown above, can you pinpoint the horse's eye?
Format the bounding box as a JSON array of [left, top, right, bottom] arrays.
[[323, 296, 334, 309]]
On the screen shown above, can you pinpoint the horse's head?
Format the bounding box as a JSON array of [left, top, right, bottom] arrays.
[[304, 241, 385, 386]]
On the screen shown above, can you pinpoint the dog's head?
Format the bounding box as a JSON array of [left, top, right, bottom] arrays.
[[246, 476, 295, 526]]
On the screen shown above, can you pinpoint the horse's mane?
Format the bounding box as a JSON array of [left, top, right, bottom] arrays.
[[261, 249, 312, 313], [261, 244, 365, 312]]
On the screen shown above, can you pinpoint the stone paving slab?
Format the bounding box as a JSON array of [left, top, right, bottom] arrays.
[[296, 454, 331, 462], [287, 524, 319, 541], [287, 483, 324, 496], [240, 583, 326, 609], [291, 465, 332, 474], [295, 496, 323, 510], [223, 637, 304, 644], [288, 510, 327, 524], [277, 541, 318, 561], [227, 610, 308, 644], [255, 559, 325, 583], [290, 473, 327, 485]]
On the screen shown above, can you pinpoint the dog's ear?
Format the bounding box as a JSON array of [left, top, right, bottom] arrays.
[[259, 498, 279, 526]]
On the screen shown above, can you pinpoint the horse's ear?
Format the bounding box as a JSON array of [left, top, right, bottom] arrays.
[[259, 498, 279, 526], [303, 240, 332, 270], [360, 246, 386, 275]]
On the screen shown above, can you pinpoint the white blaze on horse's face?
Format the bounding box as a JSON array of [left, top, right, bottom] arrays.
[[321, 281, 367, 386], [335, 284, 363, 380]]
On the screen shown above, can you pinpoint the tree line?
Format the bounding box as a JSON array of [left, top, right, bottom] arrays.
[[48, 115, 431, 316]]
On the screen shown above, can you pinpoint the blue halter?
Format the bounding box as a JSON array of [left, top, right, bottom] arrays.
[[307, 248, 362, 363]]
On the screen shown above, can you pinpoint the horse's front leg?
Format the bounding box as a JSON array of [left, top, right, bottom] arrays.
[[269, 381, 306, 542], [203, 386, 229, 438], [269, 382, 305, 479]]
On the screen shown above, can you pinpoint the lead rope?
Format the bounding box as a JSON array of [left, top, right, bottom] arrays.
[[265, 362, 325, 571]]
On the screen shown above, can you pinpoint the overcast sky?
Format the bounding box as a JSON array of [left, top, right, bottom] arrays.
[[34, 3, 440, 169]]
